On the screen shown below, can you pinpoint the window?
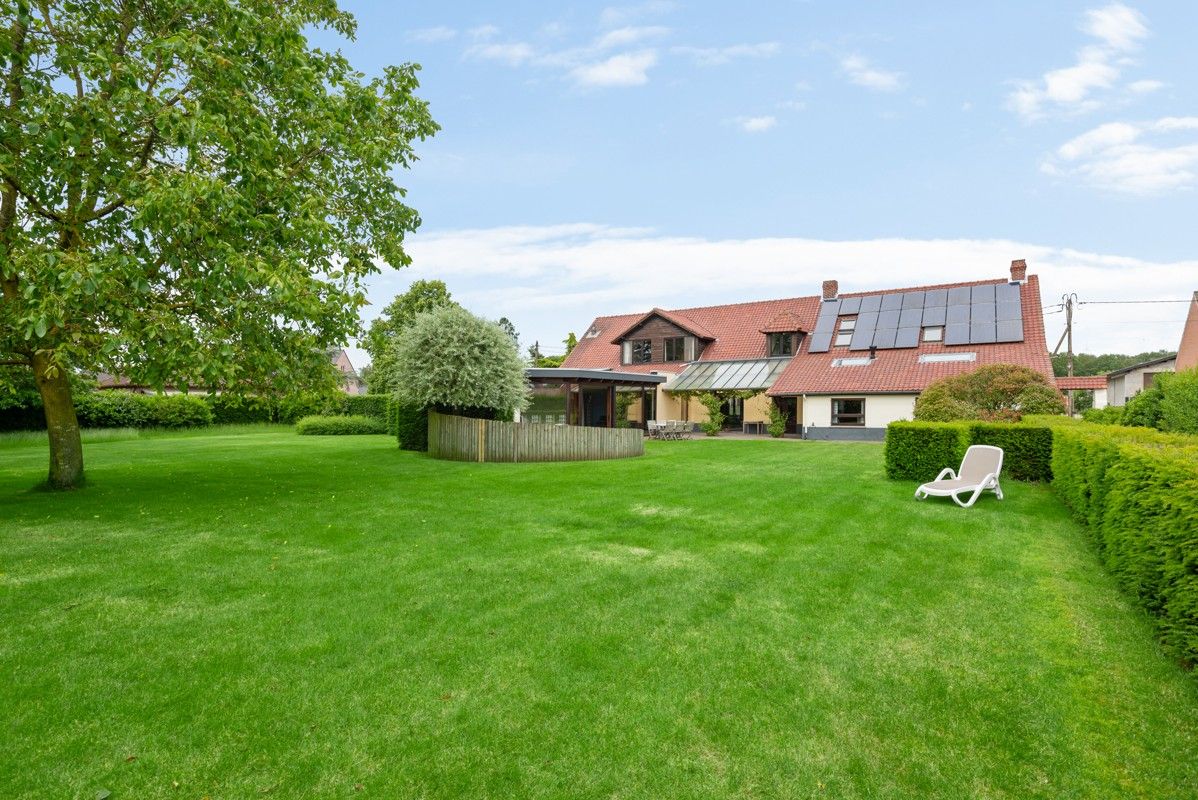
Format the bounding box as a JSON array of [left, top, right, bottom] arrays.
[[665, 336, 686, 361], [831, 357, 872, 367], [835, 318, 856, 347], [922, 326, 944, 342], [768, 332, 793, 357], [584, 324, 601, 339], [630, 339, 652, 364], [832, 398, 865, 426]]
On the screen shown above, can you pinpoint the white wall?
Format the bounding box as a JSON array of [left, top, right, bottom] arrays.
[[1108, 358, 1177, 405], [802, 394, 917, 430], [1092, 388, 1108, 410]]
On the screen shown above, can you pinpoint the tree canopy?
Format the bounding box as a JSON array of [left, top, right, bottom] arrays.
[[1051, 350, 1173, 377], [0, 0, 437, 487], [363, 279, 458, 394], [392, 306, 528, 418], [914, 364, 1066, 422]]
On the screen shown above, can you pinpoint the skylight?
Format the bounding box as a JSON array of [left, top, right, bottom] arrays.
[[918, 352, 977, 363], [831, 357, 873, 367]]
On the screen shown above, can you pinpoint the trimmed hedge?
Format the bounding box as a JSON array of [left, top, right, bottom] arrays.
[[343, 394, 388, 422], [883, 421, 970, 481], [1050, 422, 1198, 666], [74, 392, 213, 429], [393, 401, 428, 451], [884, 420, 1053, 482], [295, 415, 387, 435], [1081, 406, 1123, 425]]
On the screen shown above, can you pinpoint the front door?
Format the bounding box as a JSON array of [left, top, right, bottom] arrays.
[[774, 397, 798, 435]]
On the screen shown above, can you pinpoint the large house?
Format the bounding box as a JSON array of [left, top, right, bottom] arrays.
[[560, 260, 1055, 439]]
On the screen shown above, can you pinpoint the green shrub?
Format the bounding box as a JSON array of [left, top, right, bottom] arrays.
[[914, 363, 1065, 422], [1049, 423, 1198, 666], [696, 392, 725, 436], [205, 394, 276, 424], [1122, 385, 1164, 428], [276, 392, 335, 424], [883, 421, 970, 481], [1082, 406, 1124, 425], [766, 401, 788, 438], [1160, 368, 1198, 434], [393, 401, 429, 451], [74, 391, 153, 428], [968, 422, 1053, 482], [344, 394, 388, 422], [295, 415, 387, 435], [146, 395, 213, 428]]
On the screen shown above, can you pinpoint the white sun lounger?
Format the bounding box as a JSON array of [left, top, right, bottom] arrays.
[[914, 445, 1005, 508]]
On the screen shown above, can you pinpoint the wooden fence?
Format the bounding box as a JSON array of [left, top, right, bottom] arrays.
[[427, 412, 644, 463]]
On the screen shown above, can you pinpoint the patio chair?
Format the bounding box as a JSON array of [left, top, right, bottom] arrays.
[[914, 445, 1004, 508], [646, 421, 661, 439]]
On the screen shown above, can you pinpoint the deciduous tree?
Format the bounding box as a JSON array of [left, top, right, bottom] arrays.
[[0, 0, 437, 487]]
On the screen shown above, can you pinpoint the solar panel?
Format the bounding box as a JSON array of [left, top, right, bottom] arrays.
[[921, 305, 947, 326], [877, 309, 901, 330], [858, 294, 882, 313], [872, 328, 897, 349], [944, 323, 970, 345], [971, 283, 996, 304], [849, 321, 875, 350], [808, 332, 833, 352], [996, 319, 1023, 342], [898, 308, 922, 328], [880, 293, 903, 311], [971, 303, 996, 323], [947, 304, 971, 324], [895, 327, 920, 348], [947, 286, 972, 306], [901, 291, 925, 309], [924, 288, 948, 307], [814, 308, 838, 333], [838, 296, 862, 315], [970, 322, 997, 344], [997, 301, 1021, 321], [995, 283, 1021, 304]]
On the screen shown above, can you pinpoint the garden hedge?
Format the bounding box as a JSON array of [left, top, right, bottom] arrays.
[[392, 401, 428, 451], [295, 415, 387, 435], [73, 392, 213, 429], [343, 394, 388, 422], [884, 420, 1054, 482], [1049, 421, 1198, 666]]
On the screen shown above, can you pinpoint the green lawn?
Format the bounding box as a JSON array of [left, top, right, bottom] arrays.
[[2, 428, 1197, 799]]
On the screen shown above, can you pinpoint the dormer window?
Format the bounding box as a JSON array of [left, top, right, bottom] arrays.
[[665, 336, 686, 362], [768, 332, 793, 357], [623, 339, 652, 364], [835, 318, 856, 347]]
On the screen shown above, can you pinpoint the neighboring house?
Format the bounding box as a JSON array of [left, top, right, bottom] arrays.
[[1106, 354, 1177, 406], [562, 260, 1055, 440], [329, 348, 366, 395], [1057, 375, 1108, 411], [1177, 291, 1198, 372]]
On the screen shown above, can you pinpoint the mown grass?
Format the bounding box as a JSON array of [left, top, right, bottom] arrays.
[[1, 429, 1196, 799]]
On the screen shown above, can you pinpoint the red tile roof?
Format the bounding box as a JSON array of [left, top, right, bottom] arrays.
[[1056, 375, 1108, 390], [562, 273, 1055, 395], [760, 310, 807, 333]]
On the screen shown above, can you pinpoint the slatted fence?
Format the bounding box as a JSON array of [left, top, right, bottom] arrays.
[[427, 412, 644, 462]]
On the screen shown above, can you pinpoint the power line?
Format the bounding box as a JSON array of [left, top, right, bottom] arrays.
[[1078, 299, 1190, 305]]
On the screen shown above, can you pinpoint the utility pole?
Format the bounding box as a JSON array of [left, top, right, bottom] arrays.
[[1052, 293, 1078, 415]]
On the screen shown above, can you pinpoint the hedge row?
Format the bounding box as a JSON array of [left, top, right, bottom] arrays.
[[74, 392, 214, 429], [391, 399, 428, 451], [295, 415, 387, 435], [883, 421, 1054, 482], [1050, 422, 1198, 666]]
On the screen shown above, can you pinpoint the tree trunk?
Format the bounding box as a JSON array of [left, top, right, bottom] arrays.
[[32, 350, 84, 489]]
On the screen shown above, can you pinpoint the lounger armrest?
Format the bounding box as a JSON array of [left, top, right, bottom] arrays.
[[935, 468, 956, 481]]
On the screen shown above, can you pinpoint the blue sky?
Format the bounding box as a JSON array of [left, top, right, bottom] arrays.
[[311, 2, 1198, 362]]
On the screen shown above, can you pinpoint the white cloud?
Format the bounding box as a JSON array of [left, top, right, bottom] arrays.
[[1007, 3, 1155, 121], [599, 1, 677, 28], [840, 54, 904, 92], [468, 24, 500, 41], [1043, 117, 1198, 194], [407, 26, 457, 43], [1082, 2, 1149, 50], [358, 225, 1196, 360], [672, 42, 780, 66], [594, 25, 670, 49], [1127, 79, 1165, 94], [570, 50, 658, 87], [464, 42, 535, 67], [737, 115, 777, 133]]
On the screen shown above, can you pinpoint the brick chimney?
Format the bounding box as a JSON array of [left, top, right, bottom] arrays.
[[1010, 259, 1027, 283], [822, 280, 839, 300]]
